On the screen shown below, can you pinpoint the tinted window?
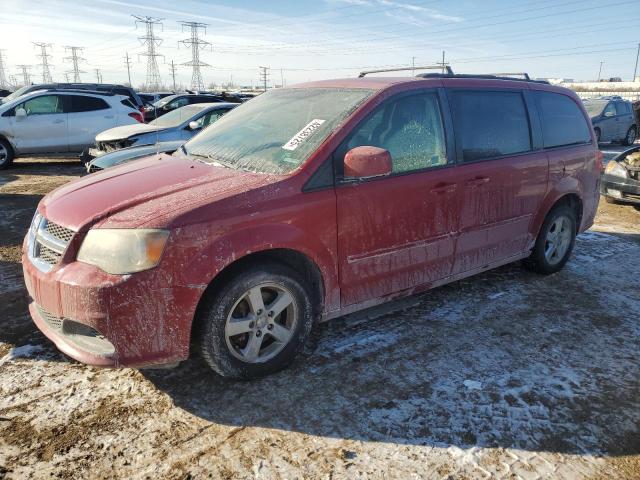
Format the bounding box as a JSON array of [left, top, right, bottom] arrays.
[[615, 102, 629, 115], [19, 95, 63, 115], [339, 92, 448, 174], [449, 90, 531, 162], [168, 97, 189, 109], [535, 91, 591, 148], [68, 95, 109, 112]]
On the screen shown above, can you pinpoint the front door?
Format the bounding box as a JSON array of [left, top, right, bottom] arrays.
[[599, 102, 618, 141], [10, 94, 68, 154], [335, 90, 460, 306], [447, 89, 548, 275]]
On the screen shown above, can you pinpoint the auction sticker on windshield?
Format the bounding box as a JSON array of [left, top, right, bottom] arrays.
[[282, 119, 326, 151]]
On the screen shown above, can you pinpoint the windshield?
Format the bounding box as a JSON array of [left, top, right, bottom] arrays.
[[150, 104, 208, 127], [582, 100, 607, 117], [153, 95, 177, 108], [2, 85, 32, 104], [181, 87, 373, 174]]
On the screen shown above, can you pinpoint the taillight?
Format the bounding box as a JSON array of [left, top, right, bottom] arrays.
[[595, 150, 604, 173], [129, 112, 144, 123]]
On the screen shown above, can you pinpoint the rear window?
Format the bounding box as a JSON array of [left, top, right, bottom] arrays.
[[449, 90, 532, 162], [535, 92, 591, 148], [68, 95, 109, 112]]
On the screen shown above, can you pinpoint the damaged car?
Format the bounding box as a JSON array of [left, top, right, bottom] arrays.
[[23, 74, 600, 379], [601, 146, 640, 205]]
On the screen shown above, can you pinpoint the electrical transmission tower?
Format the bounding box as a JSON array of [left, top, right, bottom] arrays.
[[179, 21, 211, 91], [33, 42, 54, 83], [16, 65, 32, 86], [169, 60, 177, 91], [64, 46, 85, 82], [94, 68, 103, 83], [0, 50, 9, 89], [134, 15, 164, 90], [124, 52, 133, 86], [259, 66, 270, 92]]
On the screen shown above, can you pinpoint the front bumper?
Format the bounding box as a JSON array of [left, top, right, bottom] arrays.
[[600, 173, 640, 205], [22, 246, 205, 368]]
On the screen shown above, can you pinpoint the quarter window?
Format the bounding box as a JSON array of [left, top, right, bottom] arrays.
[[68, 95, 109, 112], [535, 91, 591, 148], [18, 95, 63, 115], [340, 92, 448, 175], [449, 90, 531, 162]]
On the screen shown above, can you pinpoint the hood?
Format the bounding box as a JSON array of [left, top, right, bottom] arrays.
[[40, 155, 280, 231], [96, 123, 168, 142], [90, 141, 183, 170]]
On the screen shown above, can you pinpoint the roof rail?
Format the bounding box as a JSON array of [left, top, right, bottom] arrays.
[[415, 72, 549, 84], [487, 72, 531, 80], [359, 65, 453, 78], [38, 88, 117, 96]]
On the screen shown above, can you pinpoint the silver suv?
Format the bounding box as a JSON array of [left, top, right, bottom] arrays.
[[583, 97, 637, 145], [0, 90, 143, 169]]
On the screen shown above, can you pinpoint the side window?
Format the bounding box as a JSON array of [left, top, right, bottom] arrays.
[[339, 92, 448, 175], [535, 91, 591, 148], [615, 102, 628, 115], [20, 95, 63, 115], [202, 109, 228, 126], [603, 102, 616, 117], [449, 90, 531, 162], [68, 95, 109, 113], [170, 97, 189, 109]]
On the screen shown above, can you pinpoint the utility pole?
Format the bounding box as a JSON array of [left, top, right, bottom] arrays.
[[16, 65, 32, 86], [64, 46, 85, 83], [633, 43, 640, 82], [64, 73, 70, 82], [94, 68, 102, 83], [0, 50, 8, 89], [124, 51, 133, 86], [259, 66, 269, 92], [169, 60, 177, 91], [179, 21, 211, 91], [33, 42, 54, 83], [597, 60, 604, 82], [280, 68, 284, 88], [436, 51, 448, 74], [134, 15, 164, 90]]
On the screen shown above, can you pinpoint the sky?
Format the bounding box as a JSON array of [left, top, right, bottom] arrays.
[[0, 0, 639, 90]]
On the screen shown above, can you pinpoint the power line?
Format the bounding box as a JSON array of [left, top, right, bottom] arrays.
[[33, 42, 54, 83], [16, 65, 32, 86], [64, 46, 85, 83], [0, 50, 9, 89], [179, 21, 211, 91], [124, 52, 133, 86], [134, 15, 164, 90]]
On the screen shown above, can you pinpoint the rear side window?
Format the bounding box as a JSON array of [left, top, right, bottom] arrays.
[[449, 90, 531, 162], [615, 102, 629, 115], [68, 95, 109, 112], [535, 92, 591, 148]]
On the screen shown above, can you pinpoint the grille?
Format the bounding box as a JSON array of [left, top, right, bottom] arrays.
[[63, 320, 104, 339], [45, 221, 74, 243], [38, 244, 62, 264], [37, 306, 64, 330]]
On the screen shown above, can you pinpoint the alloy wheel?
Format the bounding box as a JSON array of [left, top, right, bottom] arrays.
[[544, 215, 572, 265], [224, 282, 298, 363]]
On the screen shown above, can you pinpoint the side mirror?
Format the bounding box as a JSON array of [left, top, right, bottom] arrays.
[[344, 146, 392, 179], [15, 108, 27, 120], [188, 121, 201, 131], [604, 110, 615, 118]]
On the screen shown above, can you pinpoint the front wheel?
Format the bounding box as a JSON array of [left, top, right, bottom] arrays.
[[0, 138, 14, 170], [197, 262, 315, 379], [524, 205, 577, 274], [622, 126, 637, 146]]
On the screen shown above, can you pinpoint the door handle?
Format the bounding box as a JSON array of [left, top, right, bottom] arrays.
[[465, 176, 490, 187], [430, 182, 457, 194]]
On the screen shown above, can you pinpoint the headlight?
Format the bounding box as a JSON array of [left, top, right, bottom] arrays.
[[77, 229, 169, 274], [604, 160, 628, 178]]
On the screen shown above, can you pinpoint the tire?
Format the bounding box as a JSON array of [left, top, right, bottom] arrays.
[[197, 262, 315, 379], [594, 128, 601, 144], [622, 126, 637, 146], [524, 205, 577, 275], [0, 138, 14, 170]]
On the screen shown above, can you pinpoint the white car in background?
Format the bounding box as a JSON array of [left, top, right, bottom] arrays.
[[0, 89, 143, 169]]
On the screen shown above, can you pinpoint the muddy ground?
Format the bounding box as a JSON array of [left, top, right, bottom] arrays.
[[0, 155, 639, 480]]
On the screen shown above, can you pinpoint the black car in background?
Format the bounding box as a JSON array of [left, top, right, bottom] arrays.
[[0, 83, 145, 113], [142, 93, 242, 122]]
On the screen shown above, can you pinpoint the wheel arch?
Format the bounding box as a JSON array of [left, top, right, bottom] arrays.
[[532, 188, 584, 242]]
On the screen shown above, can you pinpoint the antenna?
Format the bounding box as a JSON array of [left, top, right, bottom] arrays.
[[64, 46, 86, 82], [179, 21, 211, 91], [33, 42, 54, 83], [133, 15, 164, 90]]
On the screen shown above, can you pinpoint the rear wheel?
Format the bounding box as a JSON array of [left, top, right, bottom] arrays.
[[524, 205, 577, 274], [197, 262, 315, 379], [623, 126, 637, 146], [0, 138, 14, 170]]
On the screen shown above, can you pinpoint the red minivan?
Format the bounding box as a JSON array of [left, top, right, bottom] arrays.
[[23, 75, 600, 378]]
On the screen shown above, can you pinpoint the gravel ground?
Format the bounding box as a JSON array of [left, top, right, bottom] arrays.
[[1, 155, 639, 480]]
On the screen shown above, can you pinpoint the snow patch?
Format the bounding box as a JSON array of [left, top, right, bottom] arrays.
[[463, 380, 482, 390], [0, 344, 45, 365]]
